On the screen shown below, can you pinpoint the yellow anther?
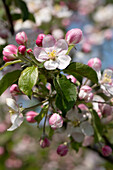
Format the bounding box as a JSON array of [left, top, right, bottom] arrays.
[[103, 73, 112, 84], [48, 50, 56, 60]]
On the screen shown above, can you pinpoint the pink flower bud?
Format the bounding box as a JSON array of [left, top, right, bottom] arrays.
[[80, 85, 92, 92], [0, 146, 5, 155], [65, 28, 83, 45], [78, 104, 88, 111], [40, 137, 50, 148], [15, 31, 28, 45], [66, 75, 77, 84], [49, 113, 63, 129], [79, 85, 93, 102], [18, 45, 26, 55], [3, 45, 17, 60], [82, 43, 91, 53], [27, 49, 32, 54], [88, 58, 102, 71], [102, 145, 112, 157], [3, 56, 12, 62], [101, 104, 112, 116], [57, 144, 68, 156], [26, 111, 38, 123], [36, 34, 45, 46], [10, 84, 20, 96]]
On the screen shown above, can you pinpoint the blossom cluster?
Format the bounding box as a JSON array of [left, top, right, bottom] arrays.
[[1, 27, 113, 158]]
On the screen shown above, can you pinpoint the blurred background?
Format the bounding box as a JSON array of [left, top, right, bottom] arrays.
[[0, 0, 113, 169]]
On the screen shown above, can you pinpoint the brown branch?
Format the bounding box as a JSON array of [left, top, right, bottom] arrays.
[[2, 0, 14, 35]]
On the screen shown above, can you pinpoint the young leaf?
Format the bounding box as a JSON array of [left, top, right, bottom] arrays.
[[0, 70, 21, 96], [35, 105, 49, 124], [91, 109, 103, 142], [18, 66, 38, 97], [64, 62, 98, 84], [0, 60, 22, 71], [54, 75, 77, 115]]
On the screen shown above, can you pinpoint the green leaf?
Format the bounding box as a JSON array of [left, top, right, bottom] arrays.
[[28, 13, 35, 22], [15, 0, 29, 21], [35, 105, 49, 124], [64, 62, 98, 84], [54, 75, 77, 115], [48, 127, 54, 139], [91, 109, 103, 142], [0, 60, 22, 71], [18, 66, 38, 97], [0, 70, 21, 96], [11, 13, 22, 20]]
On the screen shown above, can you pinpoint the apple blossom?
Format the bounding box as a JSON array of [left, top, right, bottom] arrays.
[[65, 28, 83, 45], [3, 45, 17, 60], [10, 84, 20, 96], [101, 69, 113, 95], [15, 31, 28, 45], [102, 145, 112, 157], [79, 85, 94, 102], [40, 137, 50, 148], [66, 75, 77, 84], [57, 144, 68, 156], [88, 58, 102, 72], [27, 49, 32, 54], [34, 35, 71, 70], [18, 45, 26, 55], [82, 42, 91, 53], [3, 56, 12, 62], [6, 98, 24, 131], [26, 111, 38, 123], [49, 113, 63, 129], [36, 33, 45, 46]]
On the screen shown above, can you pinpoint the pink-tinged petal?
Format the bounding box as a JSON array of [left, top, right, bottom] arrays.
[[42, 35, 56, 48], [57, 55, 71, 69], [44, 60, 58, 70], [55, 39, 68, 55], [34, 47, 49, 62], [7, 114, 24, 131]]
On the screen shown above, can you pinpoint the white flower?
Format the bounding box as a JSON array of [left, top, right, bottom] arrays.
[[6, 98, 24, 131], [34, 35, 71, 70], [99, 69, 113, 96]]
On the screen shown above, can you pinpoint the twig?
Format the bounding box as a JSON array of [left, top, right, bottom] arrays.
[[2, 0, 14, 35]]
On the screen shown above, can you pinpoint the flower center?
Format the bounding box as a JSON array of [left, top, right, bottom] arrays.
[[48, 50, 56, 60], [103, 73, 112, 85]]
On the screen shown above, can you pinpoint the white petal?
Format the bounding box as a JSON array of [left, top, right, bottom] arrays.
[[10, 113, 18, 124], [34, 47, 49, 62], [80, 121, 94, 136], [7, 114, 24, 131], [42, 35, 56, 48], [6, 98, 18, 112], [107, 86, 113, 95], [57, 55, 71, 69], [72, 127, 84, 143], [44, 60, 58, 70], [55, 39, 68, 55]]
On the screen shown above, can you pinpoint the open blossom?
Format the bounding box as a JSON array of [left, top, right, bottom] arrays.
[[65, 28, 83, 45], [3, 45, 17, 60], [100, 69, 113, 95], [49, 113, 63, 129], [34, 35, 71, 70], [15, 31, 28, 45], [6, 98, 24, 131]]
